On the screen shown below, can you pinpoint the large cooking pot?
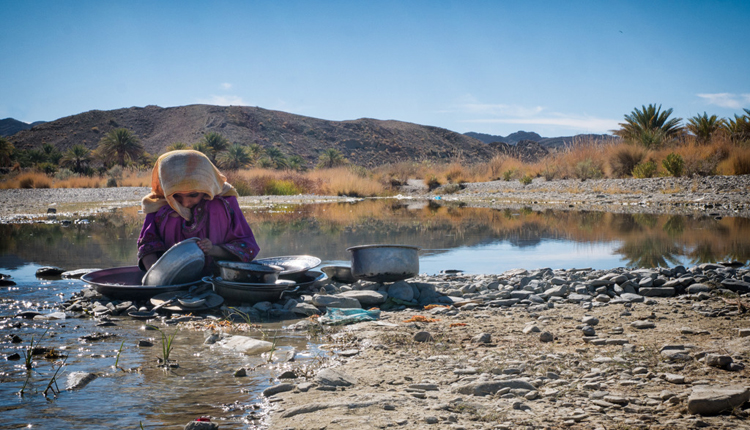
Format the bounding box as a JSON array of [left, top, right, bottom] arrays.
[[347, 244, 420, 283]]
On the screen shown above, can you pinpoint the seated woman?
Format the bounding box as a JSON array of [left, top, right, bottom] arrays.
[[137, 150, 260, 275]]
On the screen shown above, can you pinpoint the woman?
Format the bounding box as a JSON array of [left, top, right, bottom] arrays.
[[137, 150, 260, 274]]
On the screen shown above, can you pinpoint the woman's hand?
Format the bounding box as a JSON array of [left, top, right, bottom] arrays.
[[196, 238, 235, 260], [196, 238, 214, 254]]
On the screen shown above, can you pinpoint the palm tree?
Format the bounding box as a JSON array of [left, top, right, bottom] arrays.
[[246, 143, 263, 165], [191, 142, 212, 158], [41, 143, 62, 164], [60, 144, 91, 173], [201, 132, 229, 161], [217, 144, 252, 171], [317, 148, 347, 168], [612, 104, 683, 148], [687, 112, 726, 144], [724, 109, 750, 143], [97, 128, 144, 167], [166, 142, 189, 151], [264, 147, 289, 169], [288, 155, 307, 171], [0, 137, 14, 167]]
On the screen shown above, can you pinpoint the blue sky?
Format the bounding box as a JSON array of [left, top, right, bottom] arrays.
[[1, 0, 749, 137]]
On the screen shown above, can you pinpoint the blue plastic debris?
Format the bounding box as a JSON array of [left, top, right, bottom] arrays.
[[318, 307, 381, 325]]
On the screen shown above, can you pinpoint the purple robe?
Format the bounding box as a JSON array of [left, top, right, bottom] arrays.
[[137, 195, 260, 273]]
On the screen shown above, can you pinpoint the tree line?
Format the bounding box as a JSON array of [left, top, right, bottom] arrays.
[[0, 130, 349, 176]]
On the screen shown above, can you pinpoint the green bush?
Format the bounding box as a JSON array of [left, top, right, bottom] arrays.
[[502, 169, 515, 181], [574, 158, 603, 180], [610, 146, 646, 178], [662, 153, 684, 177], [632, 161, 657, 178], [37, 162, 57, 175], [55, 168, 75, 181], [263, 179, 301, 195], [519, 174, 532, 185], [442, 183, 461, 194], [106, 178, 118, 187]]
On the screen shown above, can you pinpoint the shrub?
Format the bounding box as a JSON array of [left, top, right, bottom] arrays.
[[502, 169, 515, 181], [574, 158, 603, 180], [731, 152, 750, 175], [540, 165, 558, 181], [610, 145, 646, 177], [263, 179, 301, 195], [36, 162, 57, 175], [425, 175, 440, 191], [19, 177, 34, 188], [442, 183, 461, 194], [662, 153, 684, 177], [519, 174, 532, 185], [106, 178, 118, 187], [54, 168, 75, 181], [632, 161, 657, 178]]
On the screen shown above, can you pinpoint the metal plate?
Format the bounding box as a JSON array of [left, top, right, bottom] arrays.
[[142, 238, 205, 286], [253, 255, 322, 275], [204, 270, 327, 303], [81, 266, 200, 300]]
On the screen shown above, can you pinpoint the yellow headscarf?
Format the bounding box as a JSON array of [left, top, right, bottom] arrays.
[[141, 150, 239, 221]]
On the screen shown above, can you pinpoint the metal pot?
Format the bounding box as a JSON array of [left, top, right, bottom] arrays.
[[215, 261, 283, 283], [321, 265, 356, 284], [347, 244, 420, 283]]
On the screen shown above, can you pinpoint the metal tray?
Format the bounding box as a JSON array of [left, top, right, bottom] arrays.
[[252, 255, 321, 276], [81, 266, 200, 300]]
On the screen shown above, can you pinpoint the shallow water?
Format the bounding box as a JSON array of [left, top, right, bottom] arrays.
[[1, 199, 749, 428]]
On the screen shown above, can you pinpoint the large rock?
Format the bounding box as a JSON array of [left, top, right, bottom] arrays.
[[721, 279, 750, 293], [315, 368, 357, 387], [312, 294, 361, 309], [337, 290, 387, 306], [66, 372, 98, 390], [454, 379, 536, 396], [291, 302, 322, 316], [638, 287, 675, 297], [387, 281, 414, 302], [217, 335, 274, 355], [687, 385, 750, 415]]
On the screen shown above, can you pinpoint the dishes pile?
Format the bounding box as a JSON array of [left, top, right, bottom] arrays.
[[206, 255, 325, 303]]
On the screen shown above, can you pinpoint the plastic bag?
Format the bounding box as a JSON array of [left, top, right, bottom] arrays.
[[318, 307, 381, 325]]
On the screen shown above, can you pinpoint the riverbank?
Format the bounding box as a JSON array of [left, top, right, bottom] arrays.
[[1, 175, 748, 223]]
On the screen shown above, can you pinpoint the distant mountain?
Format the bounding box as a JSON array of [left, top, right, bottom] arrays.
[[7, 105, 496, 167], [465, 131, 618, 149], [0, 118, 45, 137], [465, 131, 543, 145]]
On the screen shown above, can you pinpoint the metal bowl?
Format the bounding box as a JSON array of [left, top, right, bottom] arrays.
[[81, 266, 199, 300], [321, 265, 356, 284], [347, 244, 420, 283], [142, 238, 205, 286], [215, 261, 283, 283]]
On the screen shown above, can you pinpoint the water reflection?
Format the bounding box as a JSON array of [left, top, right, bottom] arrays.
[[1, 200, 749, 274]]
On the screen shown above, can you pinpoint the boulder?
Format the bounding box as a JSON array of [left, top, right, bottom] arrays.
[[687, 385, 750, 415]]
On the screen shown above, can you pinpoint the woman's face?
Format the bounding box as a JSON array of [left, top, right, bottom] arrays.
[[173, 192, 205, 209]]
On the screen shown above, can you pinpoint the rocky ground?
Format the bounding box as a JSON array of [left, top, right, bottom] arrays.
[[4, 177, 750, 429]]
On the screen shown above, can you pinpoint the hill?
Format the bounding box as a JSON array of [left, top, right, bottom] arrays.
[[0, 118, 46, 137], [6, 105, 501, 167], [465, 131, 618, 149]]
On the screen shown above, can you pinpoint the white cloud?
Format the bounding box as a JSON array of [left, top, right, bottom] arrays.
[[697, 93, 750, 109], [197, 95, 246, 106], [220, 83, 232, 90], [448, 96, 619, 133]]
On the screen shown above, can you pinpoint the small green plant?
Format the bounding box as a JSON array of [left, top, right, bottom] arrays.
[[632, 160, 657, 178], [114, 340, 125, 371], [502, 169, 516, 181], [226, 306, 256, 324], [662, 152, 684, 177], [147, 325, 177, 366], [43, 357, 67, 399], [574, 158, 603, 180], [519, 174, 532, 185]]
